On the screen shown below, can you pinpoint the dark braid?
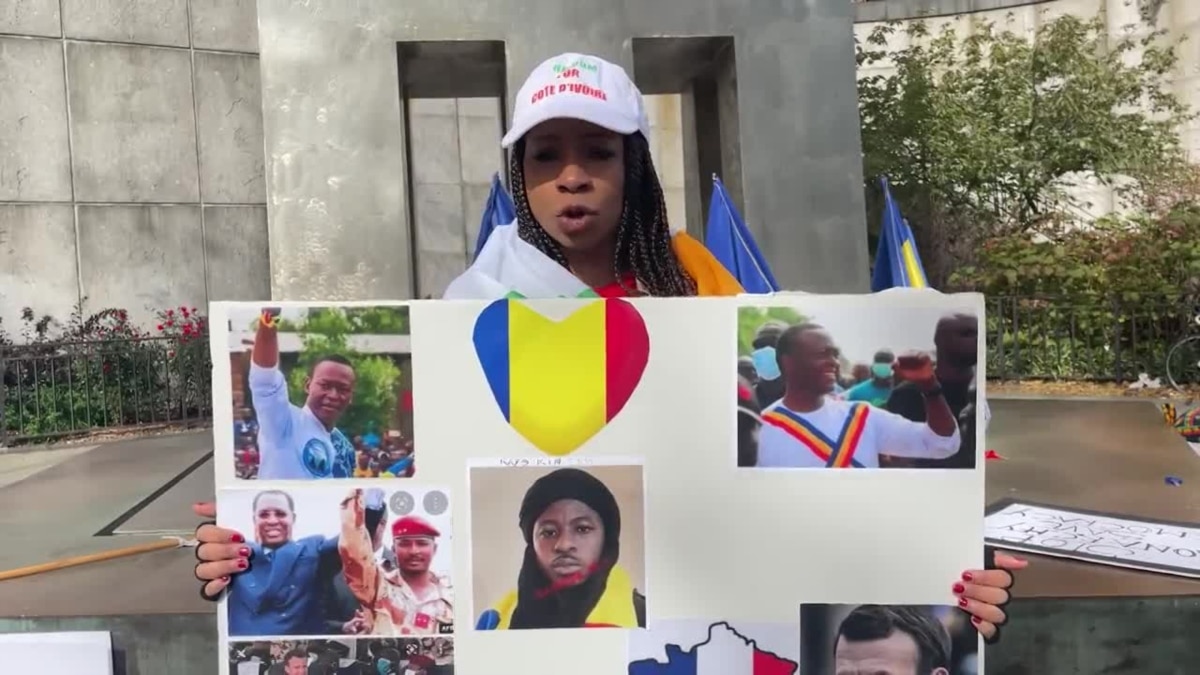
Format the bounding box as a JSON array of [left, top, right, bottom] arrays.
[[510, 134, 697, 297]]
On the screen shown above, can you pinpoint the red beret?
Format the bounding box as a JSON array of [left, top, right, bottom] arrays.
[[392, 515, 439, 539]]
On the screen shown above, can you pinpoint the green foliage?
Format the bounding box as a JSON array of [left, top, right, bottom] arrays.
[[2, 302, 212, 441], [856, 12, 1195, 285], [737, 307, 807, 356], [265, 307, 411, 335], [284, 321, 403, 438], [954, 205, 1200, 380]]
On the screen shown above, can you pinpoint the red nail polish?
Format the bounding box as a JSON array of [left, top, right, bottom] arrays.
[[962, 571, 974, 582], [237, 559, 248, 570], [231, 533, 245, 543], [238, 547, 250, 558], [953, 582, 965, 594], [958, 597, 969, 608], [971, 615, 981, 625]]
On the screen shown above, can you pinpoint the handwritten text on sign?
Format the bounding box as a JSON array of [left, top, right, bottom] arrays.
[[984, 502, 1200, 577]]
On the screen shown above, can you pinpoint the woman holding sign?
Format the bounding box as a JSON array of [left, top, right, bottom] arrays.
[[192, 50, 1026, 642]]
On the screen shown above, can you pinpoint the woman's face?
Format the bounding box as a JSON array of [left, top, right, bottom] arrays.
[[532, 498, 606, 582], [522, 118, 625, 256]]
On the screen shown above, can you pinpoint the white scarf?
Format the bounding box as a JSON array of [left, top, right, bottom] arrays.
[[443, 222, 596, 300]]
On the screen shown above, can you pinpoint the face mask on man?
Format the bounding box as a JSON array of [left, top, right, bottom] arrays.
[[751, 346, 781, 381], [376, 659, 391, 675], [871, 363, 893, 379]]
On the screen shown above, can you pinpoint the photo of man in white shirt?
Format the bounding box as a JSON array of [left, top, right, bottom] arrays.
[[755, 323, 961, 469]]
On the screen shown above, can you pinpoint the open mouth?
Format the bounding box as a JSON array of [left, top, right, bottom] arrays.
[[557, 204, 597, 231]]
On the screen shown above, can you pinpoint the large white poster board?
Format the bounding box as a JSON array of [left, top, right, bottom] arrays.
[[985, 499, 1200, 578], [209, 292, 986, 675]]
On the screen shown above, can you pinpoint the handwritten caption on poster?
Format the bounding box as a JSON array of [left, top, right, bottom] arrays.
[[984, 501, 1200, 577]]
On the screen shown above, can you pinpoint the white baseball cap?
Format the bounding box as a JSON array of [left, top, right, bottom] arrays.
[[501, 52, 651, 148]]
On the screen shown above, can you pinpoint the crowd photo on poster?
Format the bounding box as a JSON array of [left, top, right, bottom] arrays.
[[800, 604, 980, 675], [225, 305, 416, 480], [228, 637, 453, 674], [735, 303, 981, 470], [469, 461, 648, 631], [221, 485, 454, 639]]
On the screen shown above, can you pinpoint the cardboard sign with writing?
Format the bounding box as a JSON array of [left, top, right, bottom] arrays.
[[985, 499, 1200, 578]]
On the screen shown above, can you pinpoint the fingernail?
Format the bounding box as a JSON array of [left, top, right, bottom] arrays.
[[962, 571, 974, 582], [958, 597, 969, 608], [238, 547, 250, 558], [971, 615, 981, 625], [237, 559, 248, 570], [221, 576, 230, 583], [953, 582, 965, 594], [231, 533, 245, 543]]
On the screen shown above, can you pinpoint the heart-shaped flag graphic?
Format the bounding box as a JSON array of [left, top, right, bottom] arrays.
[[472, 298, 650, 456]]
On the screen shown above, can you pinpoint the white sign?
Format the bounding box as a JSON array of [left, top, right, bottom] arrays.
[[0, 631, 113, 675], [985, 501, 1200, 578]]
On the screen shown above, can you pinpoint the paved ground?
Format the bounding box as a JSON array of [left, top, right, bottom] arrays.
[[0, 398, 1197, 618], [987, 398, 1200, 599], [0, 431, 214, 616]]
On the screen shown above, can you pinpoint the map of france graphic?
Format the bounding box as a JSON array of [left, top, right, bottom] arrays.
[[628, 622, 798, 675]]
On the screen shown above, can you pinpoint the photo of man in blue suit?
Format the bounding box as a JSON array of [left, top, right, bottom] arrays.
[[227, 490, 344, 636]]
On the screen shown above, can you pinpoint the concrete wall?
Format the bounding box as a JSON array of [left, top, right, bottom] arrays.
[[854, 0, 1200, 221], [0, 1, 695, 324], [0, 0, 270, 331]]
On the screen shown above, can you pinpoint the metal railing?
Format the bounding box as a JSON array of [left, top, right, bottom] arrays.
[[1, 335, 212, 445], [986, 295, 1194, 383]]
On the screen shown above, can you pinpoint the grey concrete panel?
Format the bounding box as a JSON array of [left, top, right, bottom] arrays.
[[258, 2, 413, 299], [193, 51, 265, 204], [257, 0, 868, 298], [408, 104, 462, 186], [0, 0, 61, 37], [190, 0, 260, 53], [61, 0, 189, 47], [66, 42, 199, 203], [417, 250, 468, 300], [413, 182, 466, 256], [76, 205, 206, 323], [0, 204, 79, 331], [461, 181, 493, 252], [457, 110, 504, 185], [0, 37, 72, 201], [202, 205, 271, 301]]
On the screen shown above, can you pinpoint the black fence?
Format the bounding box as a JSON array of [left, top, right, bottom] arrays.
[[987, 295, 1196, 383], [1, 335, 212, 444]]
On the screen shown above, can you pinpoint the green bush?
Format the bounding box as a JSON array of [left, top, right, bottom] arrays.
[[1, 302, 212, 441], [954, 206, 1200, 380]]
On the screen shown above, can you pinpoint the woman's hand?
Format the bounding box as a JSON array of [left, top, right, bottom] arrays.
[[192, 501, 251, 600], [954, 551, 1028, 641]]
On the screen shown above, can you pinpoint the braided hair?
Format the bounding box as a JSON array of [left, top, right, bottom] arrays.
[[510, 132, 697, 297]]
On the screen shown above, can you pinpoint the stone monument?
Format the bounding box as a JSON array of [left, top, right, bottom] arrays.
[[257, 0, 869, 299]]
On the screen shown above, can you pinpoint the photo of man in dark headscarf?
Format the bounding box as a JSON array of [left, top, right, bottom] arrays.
[[474, 467, 647, 630]]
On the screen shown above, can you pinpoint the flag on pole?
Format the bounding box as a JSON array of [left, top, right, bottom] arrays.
[[704, 175, 779, 294], [473, 172, 516, 261], [871, 176, 929, 291]]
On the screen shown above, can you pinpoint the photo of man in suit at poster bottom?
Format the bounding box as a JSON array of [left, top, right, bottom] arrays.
[[469, 460, 648, 630], [800, 604, 979, 675]]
